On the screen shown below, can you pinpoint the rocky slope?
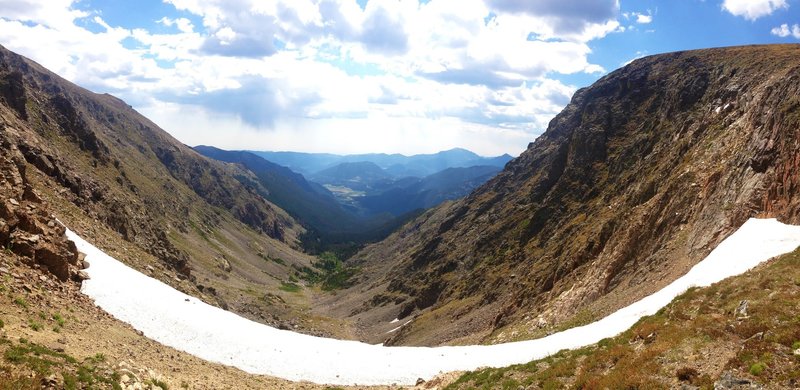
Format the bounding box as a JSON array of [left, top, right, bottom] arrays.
[[0, 44, 338, 335], [324, 44, 800, 346], [0, 45, 409, 389]]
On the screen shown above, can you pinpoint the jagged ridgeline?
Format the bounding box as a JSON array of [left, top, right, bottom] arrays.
[[325, 45, 800, 346]]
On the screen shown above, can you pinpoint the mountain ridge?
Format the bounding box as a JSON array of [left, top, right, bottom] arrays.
[[196, 145, 507, 252], [0, 43, 346, 336], [251, 147, 512, 177], [321, 44, 800, 346]]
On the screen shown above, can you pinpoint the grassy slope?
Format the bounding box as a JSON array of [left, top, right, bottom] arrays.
[[445, 247, 800, 389]]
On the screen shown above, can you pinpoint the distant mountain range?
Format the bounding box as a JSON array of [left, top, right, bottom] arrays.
[[196, 146, 509, 247], [194, 145, 502, 253], [193, 146, 358, 230], [249, 148, 513, 177], [356, 165, 502, 216], [309, 161, 395, 193], [193, 146, 408, 254]]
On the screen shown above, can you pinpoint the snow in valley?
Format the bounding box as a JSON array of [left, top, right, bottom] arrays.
[[68, 218, 800, 386]]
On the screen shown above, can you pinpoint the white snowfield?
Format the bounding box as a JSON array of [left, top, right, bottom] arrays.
[[68, 218, 800, 386]]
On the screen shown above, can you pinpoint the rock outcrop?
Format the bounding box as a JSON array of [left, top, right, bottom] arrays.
[[0, 130, 78, 281]]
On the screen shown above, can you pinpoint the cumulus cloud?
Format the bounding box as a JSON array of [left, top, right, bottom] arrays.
[[0, 0, 87, 30], [0, 0, 629, 155], [622, 10, 653, 25], [158, 17, 194, 33], [486, 0, 619, 35], [722, 0, 788, 21], [771, 23, 800, 38], [419, 67, 522, 88], [359, 1, 410, 55]]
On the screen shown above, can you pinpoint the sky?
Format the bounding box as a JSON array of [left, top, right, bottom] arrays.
[[0, 0, 798, 157]]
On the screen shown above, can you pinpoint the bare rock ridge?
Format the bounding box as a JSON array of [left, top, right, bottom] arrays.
[[331, 44, 800, 346]]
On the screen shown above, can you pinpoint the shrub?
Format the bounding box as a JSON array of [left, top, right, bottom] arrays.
[[749, 362, 767, 376], [52, 313, 66, 327], [13, 296, 27, 308], [676, 367, 699, 382], [279, 281, 301, 293]]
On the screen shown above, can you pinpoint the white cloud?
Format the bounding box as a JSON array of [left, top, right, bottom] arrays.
[[0, 0, 87, 30], [140, 100, 538, 156], [636, 13, 652, 24], [771, 23, 800, 38], [486, 0, 619, 36], [158, 17, 195, 33], [0, 0, 627, 155], [622, 10, 653, 24], [0, 6, 158, 93], [722, 0, 788, 21]]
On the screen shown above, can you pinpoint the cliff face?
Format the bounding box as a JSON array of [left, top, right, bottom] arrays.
[[331, 45, 800, 346]]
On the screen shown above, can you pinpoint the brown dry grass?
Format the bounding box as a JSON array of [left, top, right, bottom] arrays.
[[444, 247, 800, 389]]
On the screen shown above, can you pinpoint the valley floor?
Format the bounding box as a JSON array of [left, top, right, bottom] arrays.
[[60, 218, 800, 386]]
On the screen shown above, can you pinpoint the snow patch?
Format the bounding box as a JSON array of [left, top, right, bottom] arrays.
[[69, 218, 800, 386], [386, 319, 412, 334]]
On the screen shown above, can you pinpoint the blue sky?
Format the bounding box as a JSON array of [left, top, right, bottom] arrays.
[[1, 0, 799, 156]]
